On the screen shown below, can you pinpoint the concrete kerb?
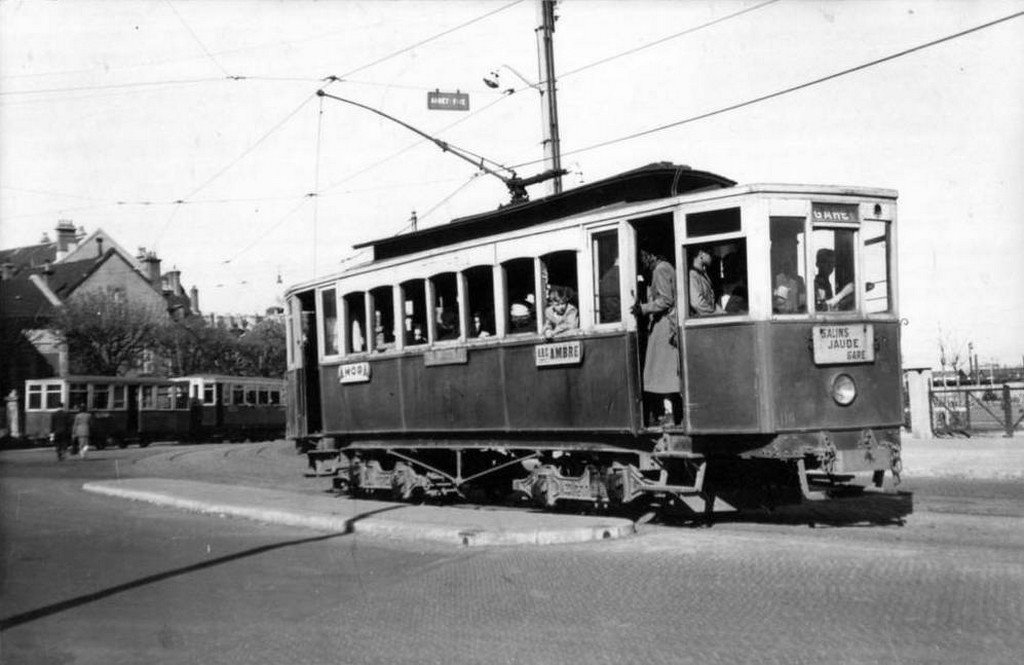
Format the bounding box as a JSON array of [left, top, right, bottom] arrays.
[[82, 479, 636, 547]]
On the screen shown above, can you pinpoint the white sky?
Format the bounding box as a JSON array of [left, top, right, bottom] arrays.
[[1, 0, 1022, 368]]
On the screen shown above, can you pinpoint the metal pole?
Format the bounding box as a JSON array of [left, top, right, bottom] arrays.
[[536, 0, 563, 195]]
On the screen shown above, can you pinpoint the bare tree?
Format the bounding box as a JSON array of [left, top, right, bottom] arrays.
[[937, 327, 965, 387], [50, 290, 163, 375]]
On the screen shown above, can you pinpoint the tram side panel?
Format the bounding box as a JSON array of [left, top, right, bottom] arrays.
[[318, 332, 641, 436], [682, 322, 763, 433]]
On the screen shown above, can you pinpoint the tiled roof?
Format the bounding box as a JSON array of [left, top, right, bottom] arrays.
[[0, 243, 57, 277]]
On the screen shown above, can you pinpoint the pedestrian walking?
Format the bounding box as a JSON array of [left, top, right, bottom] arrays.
[[72, 404, 93, 458], [51, 403, 70, 461]]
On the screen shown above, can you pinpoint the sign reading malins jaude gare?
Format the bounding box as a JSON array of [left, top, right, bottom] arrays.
[[427, 90, 469, 111], [812, 324, 874, 364]]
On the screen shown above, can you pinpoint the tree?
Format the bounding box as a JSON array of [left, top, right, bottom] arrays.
[[937, 327, 965, 387], [238, 318, 286, 378], [154, 316, 285, 378], [50, 290, 163, 375]]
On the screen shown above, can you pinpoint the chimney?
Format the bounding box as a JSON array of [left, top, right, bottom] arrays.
[[142, 251, 161, 289], [189, 285, 200, 314], [96, 236, 105, 258], [165, 266, 182, 295], [76, 225, 86, 242], [41, 260, 54, 288], [55, 219, 77, 259]]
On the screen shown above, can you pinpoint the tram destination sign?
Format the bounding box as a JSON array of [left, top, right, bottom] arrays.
[[812, 324, 875, 365], [338, 362, 371, 384], [427, 90, 469, 111], [535, 340, 583, 367]]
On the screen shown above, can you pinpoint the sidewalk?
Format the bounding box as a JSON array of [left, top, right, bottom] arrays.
[[79, 435, 1021, 548], [82, 478, 635, 547]]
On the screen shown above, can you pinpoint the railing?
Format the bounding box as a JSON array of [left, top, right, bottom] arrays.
[[930, 385, 1024, 438]]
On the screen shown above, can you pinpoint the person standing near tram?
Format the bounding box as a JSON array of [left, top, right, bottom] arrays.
[[51, 403, 70, 461], [633, 249, 682, 426], [72, 404, 93, 458]]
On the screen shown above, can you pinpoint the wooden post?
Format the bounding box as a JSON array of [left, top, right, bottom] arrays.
[[1003, 384, 1014, 438]]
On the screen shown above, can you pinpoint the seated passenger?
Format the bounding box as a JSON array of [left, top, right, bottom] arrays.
[[471, 311, 492, 338], [814, 249, 854, 311], [772, 255, 806, 314], [435, 308, 459, 340], [406, 325, 426, 345], [543, 286, 579, 339]]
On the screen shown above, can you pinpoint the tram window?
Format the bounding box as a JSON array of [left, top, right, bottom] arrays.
[[770, 217, 807, 314], [321, 288, 339, 356], [687, 207, 741, 237], [369, 286, 395, 351], [246, 388, 257, 405], [258, 388, 270, 405], [111, 385, 126, 409], [504, 258, 537, 335], [70, 383, 88, 411], [813, 228, 856, 311], [157, 386, 173, 410], [685, 241, 749, 316], [431, 272, 461, 342], [862, 220, 891, 313], [232, 385, 245, 404], [92, 384, 110, 410], [27, 385, 42, 410], [45, 385, 62, 409], [592, 230, 621, 323], [203, 384, 216, 405], [464, 265, 495, 338], [343, 292, 366, 354], [269, 390, 281, 405], [174, 385, 189, 409], [401, 279, 428, 346]]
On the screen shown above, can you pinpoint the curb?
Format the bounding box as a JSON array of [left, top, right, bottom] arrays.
[[82, 480, 635, 547]]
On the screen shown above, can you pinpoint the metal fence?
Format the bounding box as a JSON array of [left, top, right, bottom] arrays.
[[930, 384, 1024, 437]]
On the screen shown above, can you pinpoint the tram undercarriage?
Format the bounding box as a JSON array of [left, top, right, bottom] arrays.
[[303, 430, 901, 517]]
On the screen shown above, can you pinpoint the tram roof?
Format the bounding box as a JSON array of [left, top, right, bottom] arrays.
[[354, 162, 735, 262]]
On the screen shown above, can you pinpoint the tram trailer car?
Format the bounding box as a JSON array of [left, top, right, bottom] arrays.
[[24, 376, 191, 448], [173, 375, 286, 442], [285, 163, 903, 512]]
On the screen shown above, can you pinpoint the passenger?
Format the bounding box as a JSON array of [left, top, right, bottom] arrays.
[[436, 308, 459, 340], [632, 249, 681, 425], [509, 293, 536, 333], [720, 250, 748, 314], [542, 286, 579, 339], [407, 325, 426, 345], [72, 404, 93, 458], [770, 242, 802, 313], [688, 246, 717, 316], [814, 249, 854, 311], [51, 402, 70, 461], [471, 311, 492, 338]]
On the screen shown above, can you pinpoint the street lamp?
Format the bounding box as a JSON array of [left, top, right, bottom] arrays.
[[482, 64, 542, 95]]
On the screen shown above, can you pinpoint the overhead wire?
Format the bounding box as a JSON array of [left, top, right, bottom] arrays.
[[511, 9, 1024, 170], [164, 0, 231, 77]]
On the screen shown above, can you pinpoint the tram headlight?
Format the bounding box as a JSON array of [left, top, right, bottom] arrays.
[[831, 373, 857, 406]]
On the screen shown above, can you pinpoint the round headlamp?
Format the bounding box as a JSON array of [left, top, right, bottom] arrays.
[[831, 373, 857, 406]]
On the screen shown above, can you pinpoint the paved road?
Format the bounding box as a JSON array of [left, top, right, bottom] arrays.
[[2, 443, 1022, 664]]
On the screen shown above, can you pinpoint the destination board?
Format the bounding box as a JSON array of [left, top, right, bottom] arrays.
[[535, 340, 583, 367], [338, 362, 371, 384], [812, 324, 874, 364]]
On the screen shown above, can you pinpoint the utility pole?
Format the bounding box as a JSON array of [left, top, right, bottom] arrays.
[[536, 0, 563, 195]]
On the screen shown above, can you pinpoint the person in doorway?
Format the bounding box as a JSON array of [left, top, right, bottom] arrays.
[[688, 247, 717, 316], [51, 403, 70, 461], [632, 249, 682, 426], [72, 404, 93, 458]]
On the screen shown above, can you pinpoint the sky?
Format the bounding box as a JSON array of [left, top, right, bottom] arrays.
[[1, 0, 1022, 368]]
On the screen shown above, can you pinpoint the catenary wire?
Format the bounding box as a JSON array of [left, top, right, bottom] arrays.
[[164, 0, 231, 77], [511, 9, 1024, 170]]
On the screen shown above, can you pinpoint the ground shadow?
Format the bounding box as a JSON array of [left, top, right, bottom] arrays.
[[0, 504, 406, 631]]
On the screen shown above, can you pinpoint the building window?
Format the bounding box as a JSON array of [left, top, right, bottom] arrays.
[[27, 385, 42, 410]]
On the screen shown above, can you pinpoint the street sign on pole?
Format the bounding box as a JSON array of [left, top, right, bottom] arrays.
[[427, 90, 469, 111]]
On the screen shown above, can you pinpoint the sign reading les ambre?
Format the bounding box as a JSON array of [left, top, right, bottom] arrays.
[[427, 90, 469, 111]]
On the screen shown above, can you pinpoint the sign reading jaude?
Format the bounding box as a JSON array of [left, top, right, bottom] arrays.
[[535, 341, 582, 367], [338, 362, 371, 384], [813, 324, 874, 364]]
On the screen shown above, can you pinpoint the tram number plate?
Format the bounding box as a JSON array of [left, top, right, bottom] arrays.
[[813, 324, 874, 365], [338, 362, 371, 384], [535, 340, 583, 367]]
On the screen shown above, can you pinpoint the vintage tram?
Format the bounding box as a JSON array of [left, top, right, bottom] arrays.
[[23, 374, 285, 447], [284, 163, 902, 512]]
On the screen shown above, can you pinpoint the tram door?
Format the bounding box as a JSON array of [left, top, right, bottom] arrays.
[[629, 213, 682, 426]]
